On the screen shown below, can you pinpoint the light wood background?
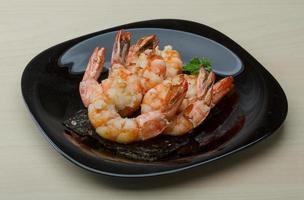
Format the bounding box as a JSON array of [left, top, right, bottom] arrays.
[[1, 0, 303, 199]]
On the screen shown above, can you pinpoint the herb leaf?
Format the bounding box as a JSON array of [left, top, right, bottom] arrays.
[[183, 57, 212, 75]]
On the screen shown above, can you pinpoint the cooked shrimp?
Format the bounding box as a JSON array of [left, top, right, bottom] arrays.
[[79, 29, 235, 142], [80, 50, 187, 143], [101, 69, 143, 117], [178, 74, 199, 112], [179, 72, 234, 112], [88, 96, 168, 144], [126, 34, 158, 67], [160, 45, 183, 78], [125, 34, 167, 92], [164, 68, 215, 136], [141, 74, 188, 118], [102, 30, 143, 116], [141, 71, 206, 115], [137, 52, 167, 92]]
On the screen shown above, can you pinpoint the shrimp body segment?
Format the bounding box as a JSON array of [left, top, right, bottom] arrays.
[[125, 35, 167, 92], [137, 53, 167, 92], [88, 96, 168, 144], [160, 45, 183, 78]]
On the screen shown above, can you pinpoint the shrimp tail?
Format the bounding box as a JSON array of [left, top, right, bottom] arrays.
[[162, 75, 188, 119], [212, 76, 234, 107], [80, 47, 106, 107], [126, 35, 159, 65], [82, 47, 106, 81], [136, 111, 168, 140], [185, 85, 213, 128], [111, 30, 132, 65], [182, 68, 215, 128], [135, 35, 159, 53], [197, 67, 216, 100]]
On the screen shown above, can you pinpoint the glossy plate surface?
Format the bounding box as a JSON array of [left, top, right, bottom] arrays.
[[21, 19, 287, 177]]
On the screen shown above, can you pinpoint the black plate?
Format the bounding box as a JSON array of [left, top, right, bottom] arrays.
[[21, 19, 287, 177]]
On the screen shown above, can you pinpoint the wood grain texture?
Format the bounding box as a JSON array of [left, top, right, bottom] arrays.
[[0, 0, 303, 199]]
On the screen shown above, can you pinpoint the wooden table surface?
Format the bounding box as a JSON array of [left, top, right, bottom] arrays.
[[1, 0, 303, 199]]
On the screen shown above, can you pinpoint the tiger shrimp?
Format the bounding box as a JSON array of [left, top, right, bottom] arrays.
[[79, 47, 188, 144]]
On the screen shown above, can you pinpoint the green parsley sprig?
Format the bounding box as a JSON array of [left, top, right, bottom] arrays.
[[183, 58, 212, 75]]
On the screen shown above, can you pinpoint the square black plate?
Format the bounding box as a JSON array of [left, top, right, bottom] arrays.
[[21, 19, 287, 177]]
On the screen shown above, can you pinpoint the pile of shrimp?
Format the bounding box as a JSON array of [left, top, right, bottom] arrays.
[[80, 30, 234, 144]]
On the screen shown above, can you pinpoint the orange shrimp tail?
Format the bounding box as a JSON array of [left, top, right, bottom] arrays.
[[80, 47, 106, 107], [163, 76, 188, 119], [126, 35, 159, 65], [212, 76, 234, 106], [82, 47, 106, 81], [111, 30, 132, 65]]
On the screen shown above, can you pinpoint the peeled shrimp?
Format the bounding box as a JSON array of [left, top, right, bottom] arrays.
[[128, 42, 183, 80], [142, 67, 234, 136], [80, 47, 188, 144], [137, 52, 167, 92], [141, 74, 188, 117], [164, 68, 215, 136], [102, 30, 143, 117], [165, 68, 234, 136], [126, 34, 167, 92], [160, 45, 183, 78], [179, 72, 234, 112]]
